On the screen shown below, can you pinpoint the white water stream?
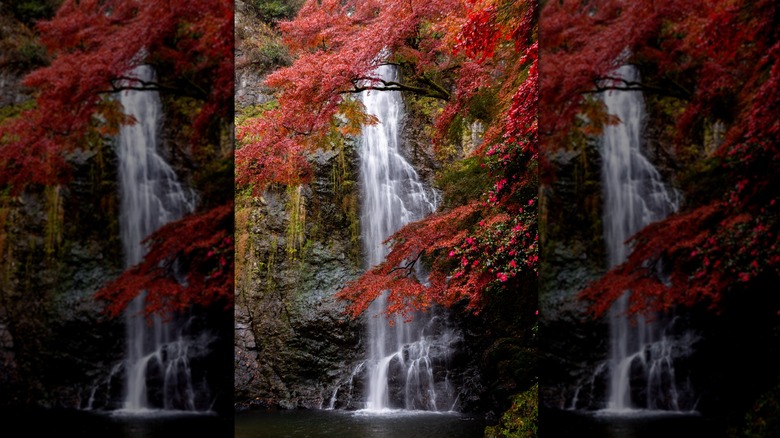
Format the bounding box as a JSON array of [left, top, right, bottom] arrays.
[[600, 65, 688, 412], [355, 65, 457, 412], [116, 65, 202, 412]]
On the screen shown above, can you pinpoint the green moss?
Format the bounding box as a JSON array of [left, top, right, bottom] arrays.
[[739, 380, 780, 437], [251, 0, 305, 24], [0, 16, 43, 71], [257, 39, 292, 68], [484, 384, 539, 438], [285, 185, 306, 260], [0, 100, 35, 124], [435, 156, 490, 208], [238, 19, 292, 74], [406, 91, 444, 120], [235, 101, 279, 130], [15, 40, 47, 67], [193, 154, 234, 206], [447, 113, 466, 147], [346, 192, 361, 263], [326, 133, 361, 263], [264, 235, 278, 296], [0, 190, 12, 287], [9, 0, 61, 24], [678, 155, 729, 207], [468, 88, 499, 123], [297, 208, 321, 270], [43, 185, 62, 261], [235, 197, 252, 283], [330, 135, 351, 197]]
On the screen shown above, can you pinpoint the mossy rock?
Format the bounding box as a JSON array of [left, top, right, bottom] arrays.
[[484, 383, 538, 438], [739, 380, 780, 437]]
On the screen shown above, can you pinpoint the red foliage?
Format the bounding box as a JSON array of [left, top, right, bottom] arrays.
[[0, 1, 234, 316], [237, 0, 469, 191], [455, 6, 501, 62], [542, 0, 780, 315], [338, 203, 483, 319], [1, 0, 233, 191], [238, 0, 538, 318], [95, 203, 234, 318], [337, 0, 538, 318], [235, 108, 314, 190]]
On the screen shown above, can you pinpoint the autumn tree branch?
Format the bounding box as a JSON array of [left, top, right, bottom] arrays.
[[418, 74, 451, 101], [585, 77, 691, 100], [387, 250, 425, 276], [104, 76, 207, 99], [345, 77, 450, 101]]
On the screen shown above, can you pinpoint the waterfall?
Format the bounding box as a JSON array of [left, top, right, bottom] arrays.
[[599, 65, 688, 412], [116, 65, 202, 412], [357, 65, 457, 411]]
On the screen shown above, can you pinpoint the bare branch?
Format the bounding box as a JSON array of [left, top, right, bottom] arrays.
[[342, 77, 449, 101], [584, 77, 690, 100], [388, 250, 425, 277], [99, 76, 207, 99]]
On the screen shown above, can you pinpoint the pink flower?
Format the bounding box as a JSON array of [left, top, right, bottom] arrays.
[[449, 250, 456, 257], [509, 260, 517, 268], [497, 272, 508, 282]]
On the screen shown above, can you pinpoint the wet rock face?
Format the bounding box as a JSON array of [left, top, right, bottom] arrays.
[[0, 10, 125, 408], [538, 139, 610, 410], [233, 182, 365, 408], [0, 72, 28, 106], [232, 83, 365, 407], [0, 143, 126, 408], [234, 144, 368, 408], [232, 6, 365, 409]]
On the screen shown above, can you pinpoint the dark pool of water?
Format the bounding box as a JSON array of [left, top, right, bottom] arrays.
[[539, 407, 728, 438], [0, 407, 232, 437], [235, 409, 486, 438]]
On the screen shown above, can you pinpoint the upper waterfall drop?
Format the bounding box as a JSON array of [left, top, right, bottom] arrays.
[[600, 65, 678, 270], [117, 65, 194, 269], [356, 64, 458, 412], [358, 66, 437, 268]]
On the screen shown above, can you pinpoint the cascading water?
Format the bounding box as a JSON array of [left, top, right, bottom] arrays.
[[116, 65, 203, 412], [599, 65, 690, 412], [357, 65, 458, 412]]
